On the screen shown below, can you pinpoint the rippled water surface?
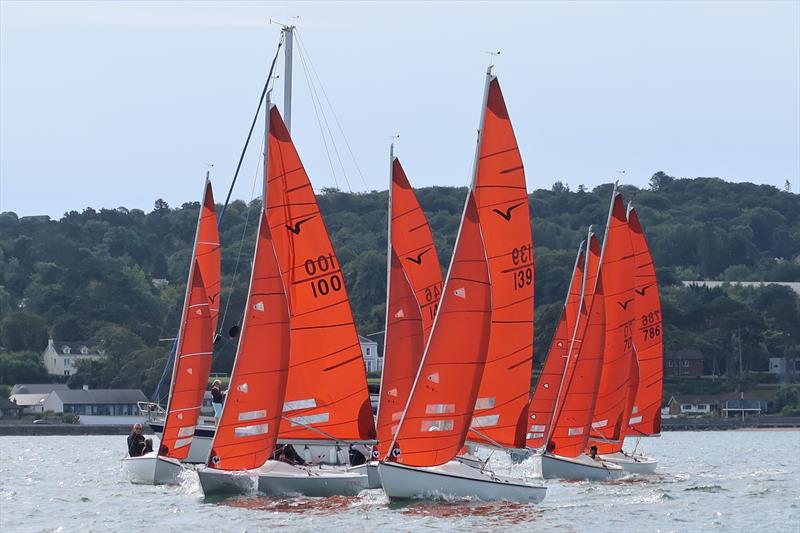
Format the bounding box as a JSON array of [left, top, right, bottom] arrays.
[[1, 431, 798, 532]]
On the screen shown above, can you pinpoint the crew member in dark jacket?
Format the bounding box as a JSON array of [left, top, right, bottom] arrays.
[[127, 423, 145, 457]]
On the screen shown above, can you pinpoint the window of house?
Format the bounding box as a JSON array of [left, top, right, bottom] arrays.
[[366, 347, 371, 355], [80, 346, 89, 355], [64, 370, 70, 376], [64, 358, 70, 366], [683, 360, 690, 367], [681, 404, 692, 410], [667, 360, 674, 367]]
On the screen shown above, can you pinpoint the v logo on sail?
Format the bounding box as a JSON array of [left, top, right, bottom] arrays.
[[634, 284, 652, 296], [618, 298, 634, 310], [492, 202, 523, 221], [405, 248, 431, 265], [286, 216, 314, 235]]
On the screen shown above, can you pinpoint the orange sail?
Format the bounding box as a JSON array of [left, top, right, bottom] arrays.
[[375, 158, 443, 459], [526, 242, 585, 449], [374, 250, 425, 460], [196, 180, 222, 337], [265, 104, 375, 442], [469, 73, 535, 450], [387, 194, 491, 467], [160, 262, 213, 459], [206, 212, 290, 470], [589, 191, 636, 447], [546, 234, 606, 457], [626, 205, 663, 436], [389, 157, 444, 338]]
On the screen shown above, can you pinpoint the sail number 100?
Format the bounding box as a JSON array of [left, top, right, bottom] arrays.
[[304, 254, 343, 298]]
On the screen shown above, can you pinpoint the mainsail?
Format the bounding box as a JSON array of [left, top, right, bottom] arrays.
[[544, 233, 606, 457], [159, 261, 213, 459], [526, 242, 585, 449], [626, 205, 663, 436], [589, 191, 636, 447], [265, 104, 375, 442], [387, 194, 491, 467], [375, 156, 443, 459], [206, 211, 290, 470], [469, 73, 535, 450]]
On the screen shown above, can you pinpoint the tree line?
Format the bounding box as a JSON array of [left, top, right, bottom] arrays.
[[1, 172, 798, 397]]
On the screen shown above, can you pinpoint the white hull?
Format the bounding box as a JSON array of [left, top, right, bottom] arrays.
[[347, 461, 381, 489], [151, 422, 349, 465], [256, 460, 368, 497], [378, 461, 546, 503], [598, 452, 658, 474], [540, 453, 624, 481], [121, 454, 183, 485], [197, 467, 256, 497], [454, 454, 483, 470]]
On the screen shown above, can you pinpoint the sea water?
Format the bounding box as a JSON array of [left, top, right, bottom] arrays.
[[1, 430, 798, 532]]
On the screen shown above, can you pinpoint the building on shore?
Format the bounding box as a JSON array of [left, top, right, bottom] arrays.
[[359, 335, 381, 373], [664, 349, 704, 377], [41, 338, 106, 377], [43, 388, 148, 425]]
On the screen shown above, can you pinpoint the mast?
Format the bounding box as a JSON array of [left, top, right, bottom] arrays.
[[283, 26, 294, 134], [376, 142, 395, 437]]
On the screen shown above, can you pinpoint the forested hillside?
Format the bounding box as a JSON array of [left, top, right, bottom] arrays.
[[1, 173, 798, 396]]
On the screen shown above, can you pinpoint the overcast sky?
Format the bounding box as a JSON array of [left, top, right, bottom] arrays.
[[1, 1, 798, 217]]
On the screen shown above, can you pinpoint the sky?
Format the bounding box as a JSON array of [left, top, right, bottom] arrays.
[[1, 1, 798, 218]]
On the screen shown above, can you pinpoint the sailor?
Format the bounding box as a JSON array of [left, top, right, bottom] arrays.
[[348, 443, 370, 466], [588, 445, 599, 460], [210, 379, 225, 424], [127, 423, 145, 457]]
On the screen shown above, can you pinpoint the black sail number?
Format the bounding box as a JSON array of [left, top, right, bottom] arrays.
[[304, 254, 343, 298]]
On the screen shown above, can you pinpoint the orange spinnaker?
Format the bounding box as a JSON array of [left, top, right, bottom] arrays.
[[196, 180, 221, 337], [589, 192, 636, 446], [526, 242, 585, 449], [389, 194, 491, 467], [470, 75, 535, 449], [207, 212, 290, 470], [160, 261, 213, 460], [376, 160, 443, 460], [266, 105, 375, 441], [626, 206, 663, 437], [547, 234, 605, 457]]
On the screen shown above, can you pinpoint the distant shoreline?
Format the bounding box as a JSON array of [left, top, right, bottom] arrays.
[[0, 416, 798, 436]]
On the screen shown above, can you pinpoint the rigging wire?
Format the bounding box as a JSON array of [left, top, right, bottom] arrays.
[[295, 30, 370, 191], [294, 35, 341, 190], [152, 34, 284, 402], [294, 32, 352, 192]]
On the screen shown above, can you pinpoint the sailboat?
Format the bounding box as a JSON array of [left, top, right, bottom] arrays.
[[196, 206, 291, 496], [123, 180, 218, 484], [365, 149, 445, 488], [597, 203, 662, 473], [254, 98, 372, 497], [141, 179, 221, 465], [536, 231, 623, 480], [378, 70, 546, 503]]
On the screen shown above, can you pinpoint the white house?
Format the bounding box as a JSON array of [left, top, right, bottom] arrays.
[[41, 338, 106, 377], [8, 393, 49, 414], [359, 335, 381, 373]]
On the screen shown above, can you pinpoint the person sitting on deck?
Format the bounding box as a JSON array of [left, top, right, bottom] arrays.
[[141, 438, 154, 455], [211, 379, 225, 425], [588, 445, 598, 460], [349, 443, 370, 466], [271, 444, 306, 465], [127, 423, 145, 457]]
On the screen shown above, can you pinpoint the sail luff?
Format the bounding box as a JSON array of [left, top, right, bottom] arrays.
[[196, 180, 221, 337]]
